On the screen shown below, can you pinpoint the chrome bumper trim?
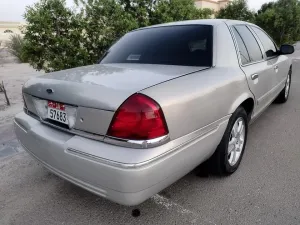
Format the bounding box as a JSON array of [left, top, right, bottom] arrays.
[[67, 127, 215, 169], [67, 114, 231, 169], [24, 107, 170, 148], [103, 135, 170, 149]]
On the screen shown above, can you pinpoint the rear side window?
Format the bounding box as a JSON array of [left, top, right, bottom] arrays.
[[251, 26, 278, 58], [232, 27, 251, 65], [234, 25, 263, 63], [100, 25, 213, 67]]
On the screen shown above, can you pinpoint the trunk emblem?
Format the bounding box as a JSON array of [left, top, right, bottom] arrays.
[[46, 88, 54, 94]]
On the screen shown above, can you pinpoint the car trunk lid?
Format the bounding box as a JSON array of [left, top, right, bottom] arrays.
[[23, 63, 208, 136], [23, 63, 208, 110]]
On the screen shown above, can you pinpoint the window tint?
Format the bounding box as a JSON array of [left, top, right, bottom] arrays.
[[100, 25, 213, 67], [251, 26, 278, 58], [232, 27, 251, 65], [234, 25, 263, 63]]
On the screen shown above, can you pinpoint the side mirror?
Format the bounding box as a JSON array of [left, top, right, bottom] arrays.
[[280, 44, 295, 55]]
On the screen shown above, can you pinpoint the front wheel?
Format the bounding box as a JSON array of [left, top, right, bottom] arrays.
[[274, 71, 291, 104], [210, 107, 248, 175]]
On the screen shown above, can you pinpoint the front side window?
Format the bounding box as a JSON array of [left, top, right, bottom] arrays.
[[100, 25, 213, 67], [251, 26, 278, 58], [234, 25, 263, 63]]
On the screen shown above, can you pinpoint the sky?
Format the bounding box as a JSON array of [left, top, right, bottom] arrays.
[[0, 0, 273, 22]]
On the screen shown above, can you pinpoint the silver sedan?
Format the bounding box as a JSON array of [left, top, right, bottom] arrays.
[[15, 19, 294, 206]]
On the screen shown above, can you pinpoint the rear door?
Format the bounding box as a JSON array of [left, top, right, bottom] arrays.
[[230, 25, 276, 118], [249, 26, 290, 93]]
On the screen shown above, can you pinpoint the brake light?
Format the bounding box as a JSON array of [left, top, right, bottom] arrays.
[[22, 94, 27, 109], [107, 94, 168, 140]]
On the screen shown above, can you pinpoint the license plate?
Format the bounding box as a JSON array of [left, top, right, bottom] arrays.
[[47, 101, 68, 125]]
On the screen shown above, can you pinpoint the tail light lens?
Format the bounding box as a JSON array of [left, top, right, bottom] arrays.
[[22, 94, 27, 109], [107, 94, 169, 140]]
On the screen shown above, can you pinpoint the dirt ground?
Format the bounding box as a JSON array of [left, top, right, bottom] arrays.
[[0, 63, 41, 125], [0, 61, 41, 154]]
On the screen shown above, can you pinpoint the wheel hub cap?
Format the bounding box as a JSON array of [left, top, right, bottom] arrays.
[[228, 117, 245, 166]]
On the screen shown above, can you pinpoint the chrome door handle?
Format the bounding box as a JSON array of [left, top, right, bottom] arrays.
[[274, 65, 279, 70], [251, 74, 259, 80]]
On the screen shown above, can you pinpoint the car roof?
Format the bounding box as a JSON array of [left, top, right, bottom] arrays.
[[134, 19, 257, 31]]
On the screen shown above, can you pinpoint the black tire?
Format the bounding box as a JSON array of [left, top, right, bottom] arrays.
[[274, 68, 292, 104], [210, 107, 248, 175]]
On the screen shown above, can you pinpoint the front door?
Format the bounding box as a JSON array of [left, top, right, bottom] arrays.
[[250, 26, 290, 96]]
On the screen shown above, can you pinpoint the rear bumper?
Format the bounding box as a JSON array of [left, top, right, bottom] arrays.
[[15, 112, 228, 206]]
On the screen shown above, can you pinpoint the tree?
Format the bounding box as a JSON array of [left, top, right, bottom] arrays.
[[23, 0, 84, 72], [255, 0, 300, 45], [24, 0, 213, 72], [257, 2, 275, 14], [5, 34, 28, 63], [216, 0, 255, 22], [151, 0, 212, 24], [117, 0, 154, 27], [115, 0, 212, 26]]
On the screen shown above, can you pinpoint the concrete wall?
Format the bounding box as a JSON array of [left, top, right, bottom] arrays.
[[195, 0, 230, 11], [219, 1, 229, 9]]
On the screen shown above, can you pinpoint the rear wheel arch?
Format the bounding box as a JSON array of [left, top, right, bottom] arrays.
[[229, 93, 255, 120], [208, 106, 248, 175], [239, 98, 254, 122]]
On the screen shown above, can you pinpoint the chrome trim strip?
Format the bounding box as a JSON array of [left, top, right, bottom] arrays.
[[24, 108, 169, 148], [24, 108, 170, 148], [24, 99, 230, 151], [24, 95, 170, 148], [25, 102, 170, 148], [41, 120, 105, 142], [103, 135, 170, 149], [226, 24, 266, 67], [66, 125, 217, 169], [24, 109, 105, 142], [67, 115, 231, 169]]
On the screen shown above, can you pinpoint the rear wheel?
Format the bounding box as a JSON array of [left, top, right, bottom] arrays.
[[274, 70, 291, 103], [210, 107, 248, 175]]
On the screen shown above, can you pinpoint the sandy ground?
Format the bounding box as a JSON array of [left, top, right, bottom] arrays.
[[0, 48, 19, 64], [0, 62, 41, 155], [0, 63, 41, 125]]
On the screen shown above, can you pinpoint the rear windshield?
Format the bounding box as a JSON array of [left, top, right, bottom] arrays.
[[100, 25, 213, 67]]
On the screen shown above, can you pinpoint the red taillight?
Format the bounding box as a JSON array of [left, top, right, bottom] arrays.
[[107, 94, 168, 140]]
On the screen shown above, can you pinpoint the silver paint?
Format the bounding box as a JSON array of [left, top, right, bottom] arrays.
[[15, 112, 228, 205], [15, 19, 293, 206], [23, 64, 208, 111]]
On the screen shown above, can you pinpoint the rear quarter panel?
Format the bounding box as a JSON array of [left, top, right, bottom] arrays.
[[141, 22, 254, 141], [140, 67, 254, 140]]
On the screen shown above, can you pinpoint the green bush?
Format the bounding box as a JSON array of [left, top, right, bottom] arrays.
[[255, 0, 300, 45], [5, 34, 28, 63], [216, 0, 255, 22], [217, 0, 300, 46], [23, 0, 213, 72]]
